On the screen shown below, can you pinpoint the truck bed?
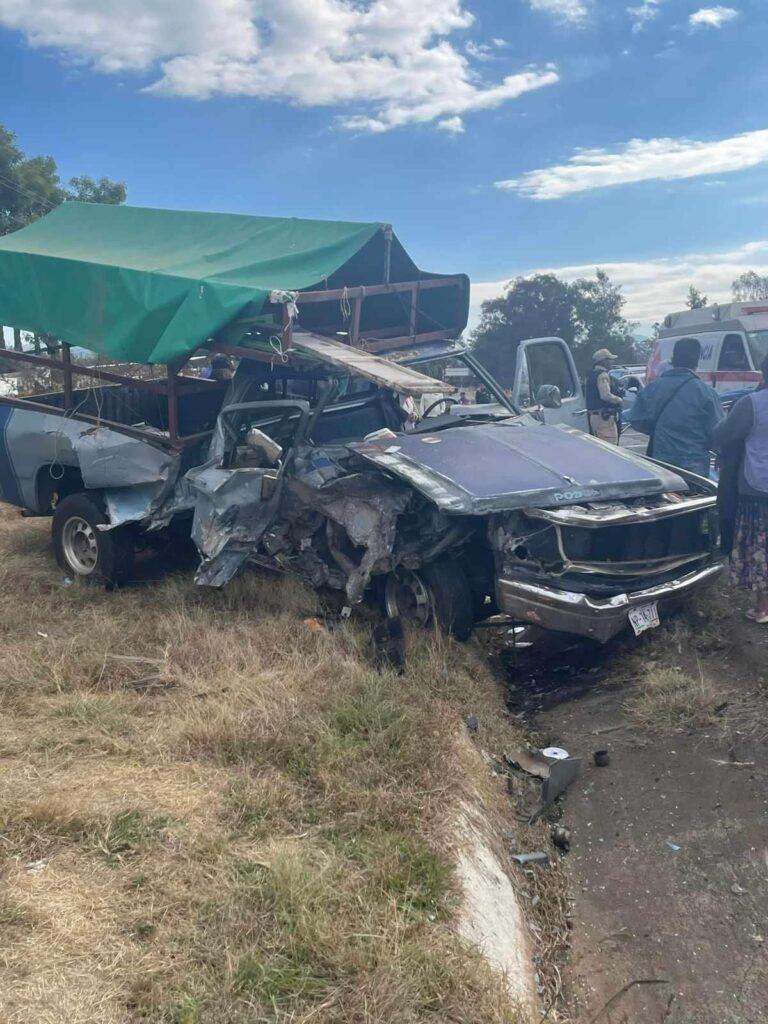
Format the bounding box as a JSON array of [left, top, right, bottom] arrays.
[[24, 380, 228, 438]]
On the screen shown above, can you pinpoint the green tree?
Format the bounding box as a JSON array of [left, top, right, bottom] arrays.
[[0, 124, 126, 237], [732, 271, 768, 301], [66, 175, 127, 205], [685, 285, 708, 309], [471, 270, 637, 384]]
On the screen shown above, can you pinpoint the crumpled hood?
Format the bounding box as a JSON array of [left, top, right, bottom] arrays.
[[349, 421, 688, 514]]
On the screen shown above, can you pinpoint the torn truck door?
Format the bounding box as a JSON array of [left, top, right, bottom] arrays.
[[188, 400, 310, 586], [512, 338, 587, 431]]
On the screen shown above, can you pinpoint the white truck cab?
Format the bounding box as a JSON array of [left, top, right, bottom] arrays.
[[511, 336, 588, 430], [649, 303, 768, 393]]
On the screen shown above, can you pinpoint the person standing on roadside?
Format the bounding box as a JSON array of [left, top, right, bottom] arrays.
[[713, 355, 768, 622], [586, 349, 623, 444], [629, 336, 723, 476]]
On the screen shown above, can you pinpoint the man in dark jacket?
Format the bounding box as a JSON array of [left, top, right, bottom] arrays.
[[630, 336, 723, 477]]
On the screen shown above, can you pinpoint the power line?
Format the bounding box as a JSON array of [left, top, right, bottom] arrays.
[[0, 169, 60, 212]]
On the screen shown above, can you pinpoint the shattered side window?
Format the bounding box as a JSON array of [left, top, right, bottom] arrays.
[[333, 376, 377, 400]]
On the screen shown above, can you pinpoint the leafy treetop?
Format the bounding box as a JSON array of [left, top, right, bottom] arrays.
[[0, 124, 126, 236], [470, 270, 640, 385]]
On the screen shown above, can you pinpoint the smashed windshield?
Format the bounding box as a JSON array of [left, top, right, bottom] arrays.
[[400, 352, 517, 417]]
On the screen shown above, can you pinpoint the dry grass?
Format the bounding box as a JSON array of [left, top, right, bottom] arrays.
[[624, 662, 723, 733], [0, 506, 530, 1023]]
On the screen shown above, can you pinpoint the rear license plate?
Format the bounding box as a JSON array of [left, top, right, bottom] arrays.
[[628, 602, 660, 636]]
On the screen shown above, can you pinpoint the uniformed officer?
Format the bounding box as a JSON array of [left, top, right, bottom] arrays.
[[586, 348, 623, 444]]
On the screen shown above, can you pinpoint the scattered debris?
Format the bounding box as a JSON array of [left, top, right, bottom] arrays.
[[542, 746, 570, 760], [24, 859, 48, 874], [551, 825, 571, 852], [665, 840, 681, 852], [537, 757, 582, 819], [731, 883, 748, 895], [464, 714, 479, 734], [506, 746, 581, 822], [593, 749, 610, 767], [587, 978, 670, 1024], [512, 851, 549, 866], [711, 758, 756, 768], [371, 616, 405, 673], [36, 631, 48, 638], [505, 747, 551, 780]]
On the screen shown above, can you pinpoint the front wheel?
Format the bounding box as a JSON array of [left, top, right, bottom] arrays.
[[383, 558, 474, 641], [52, 493, 134, 588]]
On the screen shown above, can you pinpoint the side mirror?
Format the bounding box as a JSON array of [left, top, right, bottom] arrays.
[[536, 384, 562, 409], [246, 428, 283, 465]]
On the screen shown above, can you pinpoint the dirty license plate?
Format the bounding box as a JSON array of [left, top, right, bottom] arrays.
[[628, 602, 660, 636]]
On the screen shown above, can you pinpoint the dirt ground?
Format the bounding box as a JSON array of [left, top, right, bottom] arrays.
[[522, 599, 768, 1024]]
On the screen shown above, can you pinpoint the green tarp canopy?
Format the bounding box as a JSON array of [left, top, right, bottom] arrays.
[[0, 203, 469, 365]]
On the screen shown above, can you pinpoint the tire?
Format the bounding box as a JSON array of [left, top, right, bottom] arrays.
[[383, 557, 475, 641], [52, 493, 134, 588]]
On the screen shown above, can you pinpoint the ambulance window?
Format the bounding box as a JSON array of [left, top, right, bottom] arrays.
[[747, 330, 768, 368], [718, 334, 749, 371]]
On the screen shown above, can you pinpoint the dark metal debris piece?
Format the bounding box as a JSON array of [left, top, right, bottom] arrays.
[[511, 851, 549, 866], [551, 825, 571, 851], [371, 616, 405, 673], [593, 750, 611, 767], [535, 757, 582, 821]]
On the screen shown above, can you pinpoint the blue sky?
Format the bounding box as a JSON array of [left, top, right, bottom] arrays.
[[1, 0, 767, 325]]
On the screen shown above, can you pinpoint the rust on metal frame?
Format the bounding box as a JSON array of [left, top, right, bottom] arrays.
[[282, 303, 294, 354], [0, 392, 212, 450], [0, 348, 170, 392], [361, 331, 457, 354], [61, 342, 73, 410], [0, 347, 221, 443], [296, 275, 462, 304]]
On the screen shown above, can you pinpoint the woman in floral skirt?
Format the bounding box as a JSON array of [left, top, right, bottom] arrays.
[[714, 356, 768, 622]]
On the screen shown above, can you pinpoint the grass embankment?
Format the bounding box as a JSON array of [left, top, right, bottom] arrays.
[[0, 510, 529, 1024], [622, 591, 732, 734]]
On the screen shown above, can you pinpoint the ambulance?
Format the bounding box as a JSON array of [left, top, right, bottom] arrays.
[[648, 302, 768, 394]]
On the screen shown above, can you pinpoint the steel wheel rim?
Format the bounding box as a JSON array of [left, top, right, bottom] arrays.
[[61, 516, 99, 574], [384, 569, 432, 626]]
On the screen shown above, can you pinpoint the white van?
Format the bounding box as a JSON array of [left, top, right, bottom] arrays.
[[648, 303, 768, 394]]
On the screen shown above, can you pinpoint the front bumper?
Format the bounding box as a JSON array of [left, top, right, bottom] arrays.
[[496, 563, 723, 643]]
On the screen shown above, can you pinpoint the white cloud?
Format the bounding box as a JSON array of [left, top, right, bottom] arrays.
[[0, 0, 559, 133], [437, 116, 466, 134], [529, 0, 591, 24], [689, 6, 739, 28], [465, 40, 495, 61], [496, 128, 768, 200], [470, 241, 768, 325], [627, 0, 665, 32]]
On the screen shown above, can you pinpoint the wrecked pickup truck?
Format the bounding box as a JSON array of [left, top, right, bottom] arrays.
[[0, 203, 721, 642]]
